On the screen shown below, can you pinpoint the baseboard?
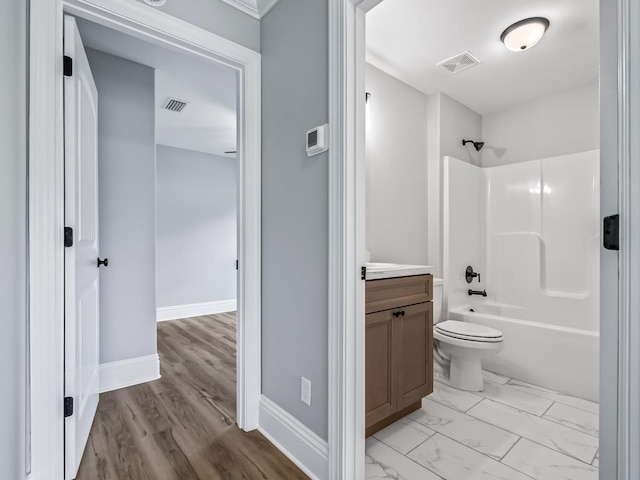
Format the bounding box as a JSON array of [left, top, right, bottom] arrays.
[[258, 395, 329, 480], [99, 353, 160, 393], [156, 299, 237, 322]]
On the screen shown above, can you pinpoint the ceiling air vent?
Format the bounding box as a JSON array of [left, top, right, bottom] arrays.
[[162, 97, 189, 113], [437, 51, 481, 74]]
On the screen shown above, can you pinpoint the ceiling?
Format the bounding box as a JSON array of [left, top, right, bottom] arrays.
[[366, 0, 599, 115], [76, 17, 238, 157]]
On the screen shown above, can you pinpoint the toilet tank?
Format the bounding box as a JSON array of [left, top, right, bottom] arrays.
[[433, 278, 444, 324]]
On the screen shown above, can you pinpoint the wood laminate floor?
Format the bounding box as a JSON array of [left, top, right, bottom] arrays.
[[77, 313, 309, 480]]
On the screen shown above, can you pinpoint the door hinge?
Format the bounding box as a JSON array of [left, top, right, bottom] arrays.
[[603, 214, 620, 251], [64, 396, 74, 417], [63, 56, 73, 77], [361, 266, 367, 280], [235, 259, 239, 270], [64, 227, 73, 247]]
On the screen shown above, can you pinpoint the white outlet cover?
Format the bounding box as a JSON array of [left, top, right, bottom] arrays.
[[301, 377, 311, 406]]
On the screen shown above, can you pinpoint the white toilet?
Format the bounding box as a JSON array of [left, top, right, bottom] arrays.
[[432, 279, 504, 391]]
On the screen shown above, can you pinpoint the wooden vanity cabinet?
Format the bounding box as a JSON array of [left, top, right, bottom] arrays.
[[365, 274, 433, 437]]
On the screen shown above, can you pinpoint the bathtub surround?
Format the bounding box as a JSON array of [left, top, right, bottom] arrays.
[[86, 49, 159, 372], [366, 374, 599, 480], [444, 152, 600, 401], [442, 159, 486, 313], [156, 146, 237, 313]]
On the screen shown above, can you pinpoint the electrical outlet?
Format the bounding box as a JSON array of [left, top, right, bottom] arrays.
[[301, 377, 311, 406]]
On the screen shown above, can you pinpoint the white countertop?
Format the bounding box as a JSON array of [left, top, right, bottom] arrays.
[[365, 262, 436, 280]]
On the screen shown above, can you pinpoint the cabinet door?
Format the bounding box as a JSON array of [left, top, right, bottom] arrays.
[[395, 302, 433, 410], [365, 309, 397, 428]]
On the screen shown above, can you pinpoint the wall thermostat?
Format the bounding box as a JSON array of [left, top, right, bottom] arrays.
[[306, 124, 329, 157]]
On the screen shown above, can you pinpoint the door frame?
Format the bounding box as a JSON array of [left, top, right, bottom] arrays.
[[28, 0, 262, 477], [327, 0, 639, 479]]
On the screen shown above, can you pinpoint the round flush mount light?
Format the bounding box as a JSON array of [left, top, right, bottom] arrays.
[[143, 0, 167, 7], [500, 17, 550, 52]]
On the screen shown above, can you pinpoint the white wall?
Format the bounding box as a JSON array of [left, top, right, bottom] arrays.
[[481, 82, 600, 167], [87, 49, 158, 365], [440, 94, 482, 165], [0, 0, 26, 477], [365, 63, 429, 264], [156, 145, 237, 308]]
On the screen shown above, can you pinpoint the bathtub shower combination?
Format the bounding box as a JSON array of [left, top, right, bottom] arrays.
[[443, 151, 600, 402]]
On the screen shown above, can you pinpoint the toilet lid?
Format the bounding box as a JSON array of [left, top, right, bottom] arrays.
[[435, 320, 503, 343]]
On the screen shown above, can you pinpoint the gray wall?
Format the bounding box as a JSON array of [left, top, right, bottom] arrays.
[[0, 0, 26, 477], [365, 63, 429, 265], [149, 0, 260, 52], [86, 49, 158, 364], [261, 0, 329, 439], [156, 145, 237, 308], [481, 82, 600, 166]]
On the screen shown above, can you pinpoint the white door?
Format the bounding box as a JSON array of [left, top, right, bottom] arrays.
[[64, 15, 101, 480]]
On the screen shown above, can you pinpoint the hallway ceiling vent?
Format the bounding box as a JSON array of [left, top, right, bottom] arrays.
[[436, 51, 481, 74], [162, 97, 189, 113]]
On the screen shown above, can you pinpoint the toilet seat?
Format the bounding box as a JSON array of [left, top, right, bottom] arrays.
[[435, 320, 503, 343]]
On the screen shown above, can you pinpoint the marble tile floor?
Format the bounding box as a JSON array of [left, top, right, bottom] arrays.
[[366, 371, 599, 480]]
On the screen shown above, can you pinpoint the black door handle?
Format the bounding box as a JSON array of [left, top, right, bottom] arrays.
[[97, 257, 109, 268], [392, 310, 405, 318]]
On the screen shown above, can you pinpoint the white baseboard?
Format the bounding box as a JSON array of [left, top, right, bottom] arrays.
[[258, 395, 329, 480], [99, 353, 161, 393], [156, 299, 237, 322]]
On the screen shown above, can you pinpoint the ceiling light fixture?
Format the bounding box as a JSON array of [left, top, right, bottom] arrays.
[[500, 17, 550, 52]]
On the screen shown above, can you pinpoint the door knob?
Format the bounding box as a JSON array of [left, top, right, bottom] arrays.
[[97, 257, 109, 268]]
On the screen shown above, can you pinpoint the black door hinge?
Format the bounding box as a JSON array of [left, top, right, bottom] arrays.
[[236, 259, 239, 270], [64, 227, 73, 247], [361, 266, 367, 280], [64, 396, 74, 417], [64, 56, 73, 77], [603, 214, 620, 251]]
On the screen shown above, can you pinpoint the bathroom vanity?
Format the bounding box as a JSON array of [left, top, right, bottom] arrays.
[[365, 264, 435, 437]]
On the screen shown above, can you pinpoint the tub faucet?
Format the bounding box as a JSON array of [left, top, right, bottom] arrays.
[[468, 289, 487, 297], [465, 266, 481, 283]]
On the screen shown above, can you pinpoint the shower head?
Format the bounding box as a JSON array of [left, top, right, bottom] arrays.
[[462, 139, 485, 151]]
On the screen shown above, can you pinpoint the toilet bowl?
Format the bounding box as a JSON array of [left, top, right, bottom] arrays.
[[432, 279, 504, 391]]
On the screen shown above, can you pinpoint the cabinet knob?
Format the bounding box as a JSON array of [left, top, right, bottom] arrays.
[[392, 310, 405, 318]]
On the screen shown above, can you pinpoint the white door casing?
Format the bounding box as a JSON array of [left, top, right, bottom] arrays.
[[329, 0, 632, 478], [29, 1, 262, 478], [63, 15, 100, 480]]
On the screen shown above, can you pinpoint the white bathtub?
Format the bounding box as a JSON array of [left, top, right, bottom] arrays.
[[448, 304, 599, 402]]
